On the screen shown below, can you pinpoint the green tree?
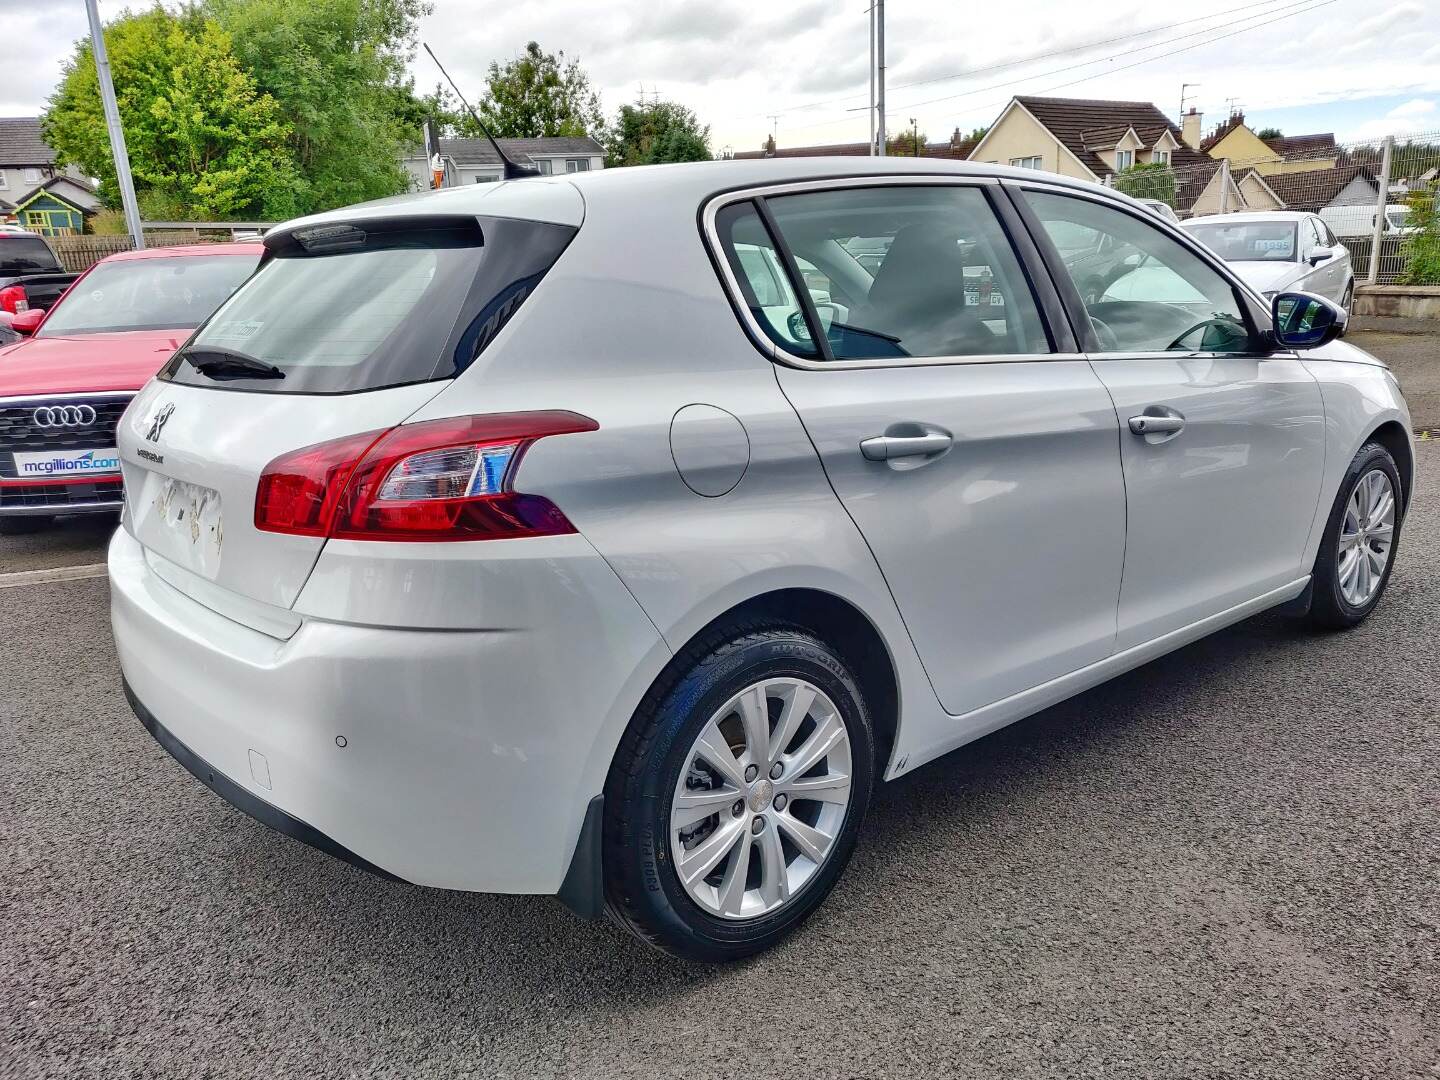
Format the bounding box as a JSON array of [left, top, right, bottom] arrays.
[[965, 126, 989, 142], [44, 7, 299, 220], [887, 129, 928, 156], [476, 42, 604, 138], [1399, 184, 1440, 285], [204, 0, 428, 211], [1114, 160, 1177, 206], [1255, 126, 1283, 140], [604, 101, 710, 166]]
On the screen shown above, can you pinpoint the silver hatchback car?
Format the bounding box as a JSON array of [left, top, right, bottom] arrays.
[[111, 160, 1412, 961]]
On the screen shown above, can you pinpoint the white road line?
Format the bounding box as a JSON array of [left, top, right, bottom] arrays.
[[0, 563, 108, 589]]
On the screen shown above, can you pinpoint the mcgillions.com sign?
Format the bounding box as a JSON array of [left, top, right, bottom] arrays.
[[15, 448, 121, 476]]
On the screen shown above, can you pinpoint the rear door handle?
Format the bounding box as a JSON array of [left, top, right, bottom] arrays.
[[1128, 412, 1185, 437], [860, 429, 953, 461]]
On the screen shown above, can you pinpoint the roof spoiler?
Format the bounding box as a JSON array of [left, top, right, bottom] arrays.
[[423, 43, 539, 181]]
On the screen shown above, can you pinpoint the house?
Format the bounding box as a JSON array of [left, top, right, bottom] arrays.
[[10, 175, 102, 235], [0, 117, 100, 234], [1199, 111, 1342, 175], [1234, 164, 1378, 214], [966, 96, 1222, 212], [731, 128, 979, 160], [402, 136, 605, 189]]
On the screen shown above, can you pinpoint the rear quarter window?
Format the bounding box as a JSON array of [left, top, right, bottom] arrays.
[[0, 235, 62, 273]]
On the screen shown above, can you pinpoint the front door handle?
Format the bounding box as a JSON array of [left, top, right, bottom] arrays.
[[860, 428, 953, 461], [1128, 411, 1185, 437]]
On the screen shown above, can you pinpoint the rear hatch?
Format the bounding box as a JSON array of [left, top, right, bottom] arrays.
[[116, 191, 582, 619], [14, 272, 78, 312], [1, 233, 75, 311]]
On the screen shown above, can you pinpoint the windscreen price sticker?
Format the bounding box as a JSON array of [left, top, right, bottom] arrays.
[[14, 448, 121, 477]]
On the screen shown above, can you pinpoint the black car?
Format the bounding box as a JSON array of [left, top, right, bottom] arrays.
[[0, 231, 80, 320]]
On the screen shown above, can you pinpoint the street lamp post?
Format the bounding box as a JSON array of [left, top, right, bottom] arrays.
[[83, 0, 144, 249]]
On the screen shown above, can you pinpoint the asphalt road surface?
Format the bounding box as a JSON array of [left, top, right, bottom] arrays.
[[3, 440, 1438, 1077]]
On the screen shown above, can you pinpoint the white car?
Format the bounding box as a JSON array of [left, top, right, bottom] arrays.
[[1183, 211, 1355, 310], [110, 160, 1413, 961]]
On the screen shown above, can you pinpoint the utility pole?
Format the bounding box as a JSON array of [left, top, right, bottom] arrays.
[[875, 0, 886, 157], [910, 117, 919, 157], [84, 0, 143, 249], [868, 2, 875, 155]]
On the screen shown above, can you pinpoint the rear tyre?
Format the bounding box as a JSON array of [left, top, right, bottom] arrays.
[[0, 515, 54, 535], [1309, 442, 1403, 629], [603, 622, 875, 962]]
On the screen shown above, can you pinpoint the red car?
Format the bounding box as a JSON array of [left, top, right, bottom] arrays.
[[0, 243, 261, 533]]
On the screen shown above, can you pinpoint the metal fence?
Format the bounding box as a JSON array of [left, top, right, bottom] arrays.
[[1112, 129, 1440, 285]]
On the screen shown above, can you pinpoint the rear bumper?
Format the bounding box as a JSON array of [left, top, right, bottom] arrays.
[[124, 680, 404, 883], [108, 526, 667, 897]]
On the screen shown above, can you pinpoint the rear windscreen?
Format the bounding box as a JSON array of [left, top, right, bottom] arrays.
[[0, 234, 61, 273], [38, 255, 258, 335], [159, 215, 576, 394]]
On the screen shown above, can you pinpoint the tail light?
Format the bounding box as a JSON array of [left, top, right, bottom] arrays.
[[255, 411, 597, 542], [0, 285, 28, 314]]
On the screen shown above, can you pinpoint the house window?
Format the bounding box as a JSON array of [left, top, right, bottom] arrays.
[[0, 172, 8, 190], [1115, 150, 1134, 171], [471, 174, 500, 183], [565, 159, 590, 173], [23, 168, 41, 184], [1009, 156, 1043, 170], [534, 159, 554, 175], [1153, 149, 1170, 166]]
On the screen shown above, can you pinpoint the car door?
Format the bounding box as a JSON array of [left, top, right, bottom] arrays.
[[709, 180, 1127, 720], [1312, 217, 1350, 303], [1017, 186, 1326, 651]]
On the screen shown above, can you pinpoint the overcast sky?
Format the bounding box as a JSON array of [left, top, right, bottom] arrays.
[[3, 0, 1438, 153]]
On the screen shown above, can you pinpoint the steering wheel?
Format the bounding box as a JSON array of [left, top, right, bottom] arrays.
[[1165, 318, 1244, 352], [1089, 315, 1121, 352]]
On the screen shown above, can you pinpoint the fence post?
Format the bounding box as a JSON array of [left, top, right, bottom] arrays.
[[1366, 135, 1394, 285], [1218, 158, 1231, 213]]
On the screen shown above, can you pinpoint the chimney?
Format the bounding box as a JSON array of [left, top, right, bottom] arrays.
[[1181, 107, 1203, 151]]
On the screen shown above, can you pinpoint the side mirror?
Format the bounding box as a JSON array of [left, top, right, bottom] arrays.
[[1307, 246, 1334, 265], [1272, 291, 1346, 350], [10, 308, 45, 336]]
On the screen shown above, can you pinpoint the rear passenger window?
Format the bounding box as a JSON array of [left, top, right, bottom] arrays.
[[716, 185, 1050, 362]]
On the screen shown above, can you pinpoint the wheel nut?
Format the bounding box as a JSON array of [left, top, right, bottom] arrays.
[[769, 762, 783, 780], [732, 799, 745, 817], [773, 793, 787, 812], [744, 763, 759, 783], [751, 817, 766, 835]]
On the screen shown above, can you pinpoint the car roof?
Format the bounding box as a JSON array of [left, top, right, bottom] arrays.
[[101, 241, 264, 263], [1184, 211, 1314, 225], [270, 158, 1137, 240]]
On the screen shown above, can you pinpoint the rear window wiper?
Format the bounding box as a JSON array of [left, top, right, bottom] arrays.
[[180, 346, 286, 381]]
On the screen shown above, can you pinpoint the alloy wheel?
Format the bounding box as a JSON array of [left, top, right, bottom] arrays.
[[669, 678, 853, 920], [1337, 468, 1396, 607]]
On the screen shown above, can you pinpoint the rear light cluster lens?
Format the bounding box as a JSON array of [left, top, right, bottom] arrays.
[[0, 285, 29, 314], [255, 411, 597, 542]]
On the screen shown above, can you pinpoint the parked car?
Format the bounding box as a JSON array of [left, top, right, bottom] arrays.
[[0, 229, 80, 317], [0, 242, 261, 533], [110, 160, 1412, 962], [1134, 196, 1181, 224], [1183, 211, 1355, 309], [1318, 202, 1412, 239]]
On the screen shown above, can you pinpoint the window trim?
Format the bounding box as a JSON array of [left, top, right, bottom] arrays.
[[700, 175, 1078, 371], [1003, 178, 1276, 359]]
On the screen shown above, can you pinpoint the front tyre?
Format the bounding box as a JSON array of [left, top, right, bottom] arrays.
[[603, 623, 875, 961], [1309, 442, 1404, 629]]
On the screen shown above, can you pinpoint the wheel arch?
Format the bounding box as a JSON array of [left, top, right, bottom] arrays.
[[645, 587, 903, 780], [1365, 420, 1413, 509]]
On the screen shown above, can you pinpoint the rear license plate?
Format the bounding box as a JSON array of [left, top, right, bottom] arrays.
[[153, 476, 224, 555]]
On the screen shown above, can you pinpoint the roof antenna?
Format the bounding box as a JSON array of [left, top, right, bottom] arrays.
[[423, 42, 538, 180]]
